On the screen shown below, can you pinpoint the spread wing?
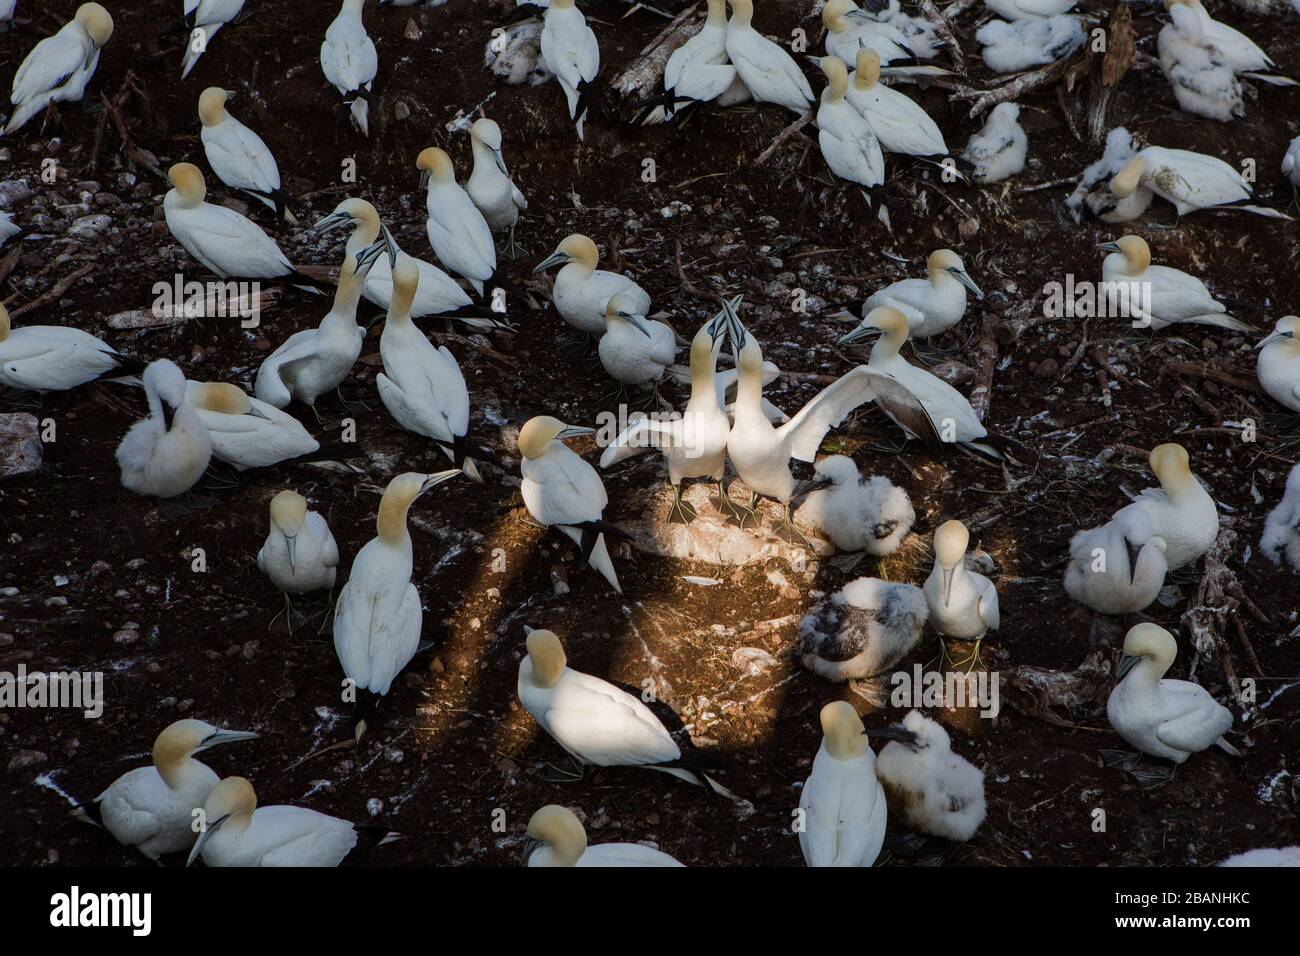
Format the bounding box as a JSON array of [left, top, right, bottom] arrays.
[[779, 365, 879, 461]]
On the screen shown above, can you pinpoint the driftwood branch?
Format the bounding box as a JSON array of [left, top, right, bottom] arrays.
[[1181, 525, 1265, 697], [755, 110, 814, 165], [611, 3, 701, 99], [952, 52, 1081, 117]]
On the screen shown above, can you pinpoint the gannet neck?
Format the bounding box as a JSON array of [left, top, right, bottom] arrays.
[[1122, 623, 1177, 683], [344, 199, 381, 247], [688, 328, 717, 397], [389, 255, 419, 322], [332, 256, 366, 317], [854, 50, 881, 90], [198, 88, 229, 128], [706, 0, 727, 26], [821, 701, 869, 760], [1111, 157, 1145, 199], [735, 339, 765, 415], [821, 0, 850, 34], [1150, 443, 1195, 498], [821, 57, 849, 103], [0, 303, 9, 343], [527, 805, 586, 866], [168, 162, 207, 208], [525, 630, 567, 687], [341, 0, 367, 12], [729, 0, 754, 28], [376, 473, 426, 546]]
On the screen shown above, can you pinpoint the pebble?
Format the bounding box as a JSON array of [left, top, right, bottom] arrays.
[[0, 413, 42, 477]]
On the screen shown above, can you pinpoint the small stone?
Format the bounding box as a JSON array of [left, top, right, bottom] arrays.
[[0, 413, 42, 477], [1034, 358, 1059, 379], [7, 749, 46, 772]]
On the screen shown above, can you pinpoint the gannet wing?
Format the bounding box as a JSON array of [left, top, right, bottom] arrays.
[[189, 205, 293, 276], [978, 581, 1000, 631], [210, 123, 280, 194], [333, 581, 421, 695], [10, 30, 83, 107], [254, 330, 319, 407], [376, 372, 448, 442], [676, 62, 741, 104], [798, 772, 844, 867], [1155, 698, 1229, 755], [307, 511, 339, 569], [2, 346, 118, 392], [778, 365, 880, 461], [819, 124, 885, 187], [599, 415, 680, 467], [523, 452, 607, 525], [544, 674, 679, 766]]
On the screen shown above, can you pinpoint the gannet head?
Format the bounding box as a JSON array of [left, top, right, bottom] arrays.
[[693, 298, 738, 370], [470, 117, 502, 152], [76, 3, 114, 47], [377, 470, 462, 542], [518, 416, 595, 460], [854, 50, 881, 90], [1115, 622, 1177, 682], [269, 490, 308, 574], [1149, 442, 1193, 495], [727, 0, 755, 27], [524, 805, 586, 866], [197, 88, 234, 127], [1096, 235, 1149, 275], [144, 359, 190, 431], [928, 250, 983, 298], [820, 701, 869, 760], [416, 147, 455, 191], [312, 197, 381, 242], [818, 56, 849, 101], [934, 519, 969, 606], [190, 381, 262, 417], [840, 305, 908, 347], [793, 454, 857, 501], [1256, 315, 1299, 352], [822, 0, 863, 32], [187, 776, 258, 866], [154, 719, 258, 789], [1110, 156, 1146, 199], [353, 222, 399, 275], [525, 629, 567, 688], [533, 234, 598, 275], [0, 302, 9, 343], [603, 291, 653, 338], [168, 162, 207, 207]]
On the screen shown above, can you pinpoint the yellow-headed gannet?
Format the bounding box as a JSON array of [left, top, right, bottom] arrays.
[[257, 489, 339, 629], [638, 0, 749, 125], [78, 719, 257, 860], [186, 380, 320, 469], [984, 0, 1075, 18], [182, 1, 246, 79], [524, 805, 684, 867], [1067, 127, 1153, 224], [793, 454, 914, 566], [823, 0, 912, 65], [1262, 463, 1300, 571], [116, 359, 213, 499], [1159, 3, 1244, 122], [334, 470, 461, 740], [199, 87, 297, 224], [1256, 315, 1300, 414], [533, 233, 651, 337], [540, 0, 600, 139], [3, 3, 113, 136], [1167, 0, 1297, 85], [797, 577, 927, 682], [961, 102, 1026, 184], [975, 16, 1083, 73], [417, 147, 497, 296], [1110, 146, 1291, 219], [598, 291, 678, 390], [1098, 235, 1251, 333], [798, 702, 890, 867], [1113, 443, 1218, 570], [846, 50, 946, 159], [1064, 508, 1168, 615], [468, 117, 528, 259], [322, 0, 378, 137], [875, 710, 986, 841], [0, 301, 144, 393], [725, 0, 814, 115], [187, 776, 400, 866], [832, 249, 981, 340], [816, 55, 886, 210], [923, 519, 999, 665]]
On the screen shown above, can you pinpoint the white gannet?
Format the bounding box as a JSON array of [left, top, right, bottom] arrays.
[[0, 1, 15, 33], [816, 56, 886, 210], [186, 380, 320, 469], [984, 0, 1075, 18], [182, 0, 246, 80], [793, 454, 914, 565], [540, 0, 599, 139], [1110, 146, 1291, 220], [1097, 235, 1251, 333], [832, 249, 981, 340], [468, 117, 527, 259], [519, 415, 624, 592], [1256, 315, 1300, 414], [321, 0, 378, 137], [1158, 4, 1244, 122], [334, 469, 461, 740], [725, 0, 814, 115], [1064, 509, 1168, 615], [1219, 847, 1300, 867], [523, 805, 684, 867], [257, 489, 339, 630], [874, 709, 986, 841], [598, 292, 677, 390], [518, 629, 729, 791], [79, 719, 257, 860], [797, 577, 927, 682], [1260, 462, 1300, 571], [638, 0, 749, 125], [975, 16, 1083, 73], [533, 233, 651, 337], [417, 147, 497, 296], [1113, 442, 1218, 570], [798, 702, 891, 867], [823, 0, 912, 66], [845, 50, 946, 159], [1067, 126, 1153, 224], [923, 519, 999, 664], [187, 776, 400, 867], [861, 0, 942, 59], [1106, 623, 1237, 780], [164, 163, 326, 292], [1284, 135, 1300, 195], [116, 359, 214, 500], [198, 87, 296, 224], [0, 301, 144, 393], [1167, 0, 1297, 85], [961, 102, 1027, 184], [377, 253, 486, 481], [0, 209, 33, 252], [3, 3, 113, 137]]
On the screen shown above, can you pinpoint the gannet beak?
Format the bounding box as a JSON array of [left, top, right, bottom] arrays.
[[706, 307, 729, 354], [246, 406, 272, 420], [520, 836, 543, 864], [1096, 241, 1122, 254], [284, 533, 298, 575], [868, 725, 922, 748], [311, 211, 353, 233], [1255, 330, 1288, 349], [419, 469, 464, 497], [533, 251, 570, 273], [1125, 539, 1142, 586], [557, 425, 595, 441], [950, 268, 984, 299], [492, 147, 509, 177], [792, 475, 834, 501], [942, 565, 954, 606], [419, 169, 431, 191], [621, 311, 653, 338], [161, 399, 177, 432], [223, 89, 237, 101], [721, 296, 746, 363], [186, 813, 229, 867], [845, 9, 875, 23], [354, 237, 389, 272], [197, 729, 259, 751], [1115, 653, 1141, 682], [380, 223, 399, 267], [838, 322, 876, 346]]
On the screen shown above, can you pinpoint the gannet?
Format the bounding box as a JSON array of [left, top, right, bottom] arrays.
[[186, 380, 321, 469], [417, 147, 497, 296], [1256, 315, 1300, 413], [468, 117, 527, 259], [519, 415, 624, 592], [797, 577, 927, 682], [518, 630, 729, 792], [976, 16, 1083, 73], [322, 0, 378, 137], [1158, 3, 1244, 122], [182, 1, 246, 79], [858, 0, 942, 59], [816, 56, 886, 204], [1284, 135, 1300, 194], [1106, 623, 1237, 775], [199, 87, 296, 224], [257, 490, 339, 630], [0, 1, 15, 33], [164, 163, 325, 292], [832, 249, 981, 340], [797, 702, 891, 867], [540, 0, 599, 139], [638, 0, 749, 125], [1110, 147, 1290, 219], [534, 233, 651, 337], [984, 0, 1075, 18], [845, 50, 946, 159], [793, 454, 915, 564], [484, 17, 553, 86], [116, 359, 214, 500], [1067, 127, 1153, 224], [3, 3, 113, 137], [874, 710, 986, 841], [1064, 509, 1168, 615], [822, 0, 913, 65], [0, 210, 32, 252], [0, 302, 144, 393], [1260, 462, 1300, 571], [1219, 847, 1300, 867], [598, 292, 677, 390], [524, 805, 685, 867], [334, 470, 461, 740], [1113, 443, 1218, 570], [187, 776, 400, 867], [1167, 0, 1297, 85], [79, 720, 257, 860], [1097, 235, 1251, 333], [377, 253, 486, 481], [961, 102, 1027, 184], [923, 520, 999, 662], [725, 0, 814, 115]]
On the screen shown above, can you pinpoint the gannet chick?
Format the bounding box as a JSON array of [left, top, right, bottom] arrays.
[[845, 50, 946, 159], [534, 233, 651, 337], [1097, 235, 1250, 333], [3, 3, 113, 137], [1067, 126, 1152, 224], [1111, 147, 1291, 220], [377, 253, 486, 481], [976, 16, 1083, 73], [116, 359, 213, 500], [1260, 462, 1300, 571], [725, 0, 814, 115], [1284, 136, 1300, 194], [1106, 623, 1237, 778], [833, 249, 982, 340], [188, 776, 400, 867], [519, 415, 624, 592], [984, 0, 1075, 18], [598, 291, 677, 389], [816, 56, 886, 207], [334, 470, 461, 741], [961, 102, 1027, 184], [923, 520, 999, 663], [484, 18, 553, 86], [862, 0, 942, 59], [793, 455, 915, 564], [874, 710, 986, 841], [1158, 4, 1244, 122], [798, 702, 890, 867], [1168, 0, 1297, 84], [80, 719, 257, 860], [1256, 315, 1300, 414], [823, 0, 913, 66], [182, 1, 246, 79], [1114, 443, 1218, 570], [524, 805, 685, 867], [797, 577, 927, 682], [186, 380, 320, 469], [518, 630, 729, 792], [468, 118, 527, 259], [0, 301, 144, 393], [638, 0, 749, 124], [257, 490, 339, 630], [321, 0, 378, 137], [540, 0, 599, 139], [1219, 847, 1300, 867], [1064, 509, 1168, 615], [198, 87, 296, 224], [417, 147, 497, 296]]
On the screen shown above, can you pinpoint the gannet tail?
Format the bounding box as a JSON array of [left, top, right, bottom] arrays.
[[69, 800, 104, 828], [1228, 203, 1293, 220], [1215, 736, 1243, 757], [286, 268, 333, 296], [1240, 71, 1300, 88], [571, 523, 626, 594], [349, 92, 371, 138], [353, 825, 404, 851], [1178, 314, 1254, 333]]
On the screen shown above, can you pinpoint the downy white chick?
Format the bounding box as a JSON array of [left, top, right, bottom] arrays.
[[797, 577, 928, 682], [875, 709, 987, 841], [793, 454, 914, 565], [961, 102, 1027, 184], [1260, 462, 1300, 572]]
